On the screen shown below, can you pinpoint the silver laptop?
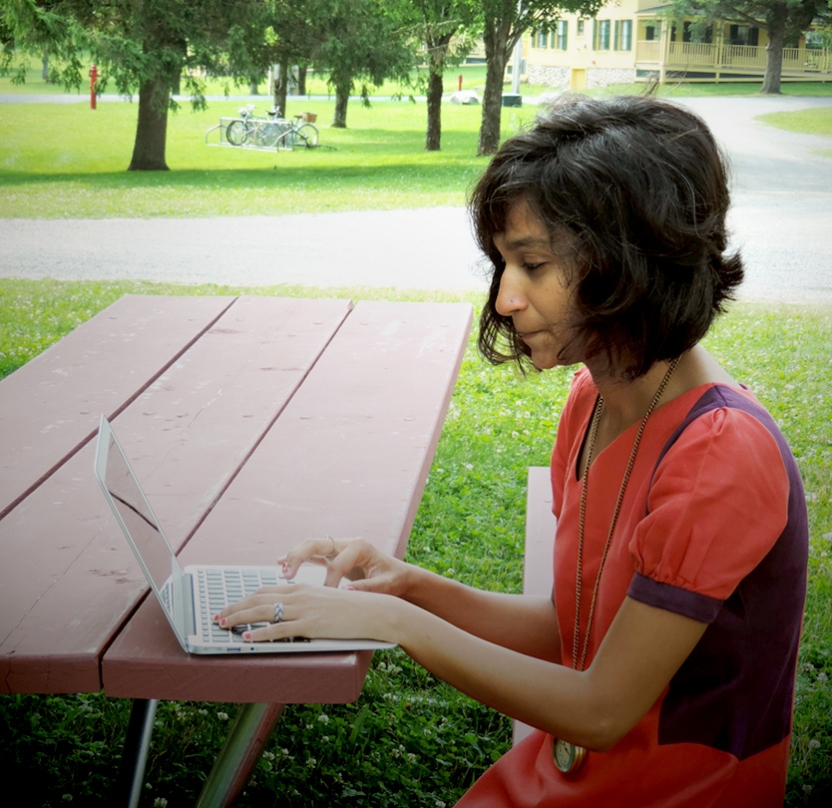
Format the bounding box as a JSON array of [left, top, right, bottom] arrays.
[[94, 415, 394, 654]]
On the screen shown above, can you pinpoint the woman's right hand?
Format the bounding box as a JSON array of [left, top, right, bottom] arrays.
[[279, 537, 412, 597]]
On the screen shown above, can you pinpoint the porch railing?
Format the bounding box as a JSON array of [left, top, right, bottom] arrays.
[[635, 40, 831, 73]]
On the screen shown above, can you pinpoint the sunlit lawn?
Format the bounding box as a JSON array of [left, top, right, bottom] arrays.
[[0, 98, 537, 216], [2, 52, 831, 220]]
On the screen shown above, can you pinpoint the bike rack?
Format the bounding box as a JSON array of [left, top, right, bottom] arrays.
[[205, 116, 296, 152]]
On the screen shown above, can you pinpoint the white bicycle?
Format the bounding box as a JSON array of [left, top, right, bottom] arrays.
[[225, 106, 319, 150]]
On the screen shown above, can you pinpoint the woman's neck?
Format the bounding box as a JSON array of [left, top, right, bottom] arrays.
[[583, 345, 737, 456]]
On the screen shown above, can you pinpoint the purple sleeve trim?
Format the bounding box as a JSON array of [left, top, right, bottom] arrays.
[[627, 572, 723, 623]]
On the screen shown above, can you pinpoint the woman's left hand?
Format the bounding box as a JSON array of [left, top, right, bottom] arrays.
[[215, 584, 394, 643]]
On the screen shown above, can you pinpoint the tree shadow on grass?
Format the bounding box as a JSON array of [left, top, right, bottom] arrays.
[[0, 161, 485, 190]]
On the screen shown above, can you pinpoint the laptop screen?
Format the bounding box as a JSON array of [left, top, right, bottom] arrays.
[[95, 417, 179, 603]]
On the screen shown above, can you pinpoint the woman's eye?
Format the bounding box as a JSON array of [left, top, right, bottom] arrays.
[[523, 261, 544, 272]]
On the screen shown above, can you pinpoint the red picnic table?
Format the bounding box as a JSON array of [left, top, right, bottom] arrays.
[[0, 294, 472, 805]]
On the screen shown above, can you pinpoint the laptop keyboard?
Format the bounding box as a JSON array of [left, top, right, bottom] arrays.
[[197, 567, 283, 644]]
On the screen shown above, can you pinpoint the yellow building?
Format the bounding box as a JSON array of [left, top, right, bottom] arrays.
[[519, 1, 830, 88]]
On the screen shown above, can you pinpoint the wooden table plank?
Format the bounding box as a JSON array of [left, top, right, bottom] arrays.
[[0, 295, 236, 518], [102, 301, 473, 704], [0, 296, 353, 694]]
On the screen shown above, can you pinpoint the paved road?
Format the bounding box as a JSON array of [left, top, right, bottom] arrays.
[[1, 94, 831, 302]]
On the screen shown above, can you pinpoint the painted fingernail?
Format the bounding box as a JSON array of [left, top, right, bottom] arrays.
[[345, 585, 356, 591], [220, 618, 228, 627], [243, 632, 252, 641]]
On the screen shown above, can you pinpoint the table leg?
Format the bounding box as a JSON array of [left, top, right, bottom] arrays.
[[196, 702, 285, 808], [115, 698, 159, 808]]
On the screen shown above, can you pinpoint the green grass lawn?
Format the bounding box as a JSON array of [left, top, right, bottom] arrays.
[[0, 280, 830, 807], [759, 106, 832, 137], [2, 55, 831, 219], [2, 88, 831, 219], [758, 106, 832, 157], [0, 99, 530, 216]]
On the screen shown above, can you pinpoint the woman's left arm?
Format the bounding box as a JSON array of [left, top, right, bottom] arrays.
[[389, 594, 707, 751]]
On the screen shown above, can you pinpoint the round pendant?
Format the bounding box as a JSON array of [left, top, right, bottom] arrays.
[[553, 738, 587, 774]]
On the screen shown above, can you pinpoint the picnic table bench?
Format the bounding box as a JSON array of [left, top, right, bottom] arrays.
[[0, 294, 472, 805]]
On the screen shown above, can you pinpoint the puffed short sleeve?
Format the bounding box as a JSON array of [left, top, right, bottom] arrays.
[[628, 406, 790, 622]]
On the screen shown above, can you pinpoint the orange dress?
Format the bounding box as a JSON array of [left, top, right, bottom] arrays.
[[456, 369, 808, 807]]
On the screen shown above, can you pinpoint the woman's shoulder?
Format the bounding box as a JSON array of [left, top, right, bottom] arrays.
[[558, 367, 599, 432], [567, 366, 598, 405]]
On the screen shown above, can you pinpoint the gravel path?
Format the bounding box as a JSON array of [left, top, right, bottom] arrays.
[[1, 94, 831, 302]]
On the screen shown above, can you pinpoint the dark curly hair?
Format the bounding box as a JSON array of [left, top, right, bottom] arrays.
[[470, 94, 744, 379]]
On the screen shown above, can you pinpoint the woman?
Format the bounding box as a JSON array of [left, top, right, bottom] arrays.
[[219, 96, 808, 807]]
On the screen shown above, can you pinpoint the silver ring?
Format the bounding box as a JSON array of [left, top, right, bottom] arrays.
[[273, 602, 284, 624], [325, 535, 337, 558]]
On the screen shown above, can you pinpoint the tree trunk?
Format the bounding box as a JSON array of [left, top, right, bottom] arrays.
[[273, 63, 288, 116], [761, 12, 787, 95], [298, 66, 308, 96], [332, 79, 350, 128], [425, 68, 443, 151], [424, 33, 452, 152], [128, 76, 170, 171], [478, 20, 512, 157], [41, 49, 49, 82]]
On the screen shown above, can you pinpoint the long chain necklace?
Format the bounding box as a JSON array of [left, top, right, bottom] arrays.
[[553, 357, 680, 775]]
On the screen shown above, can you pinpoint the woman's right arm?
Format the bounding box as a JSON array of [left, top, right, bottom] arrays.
[[280, 537, 561, 663]]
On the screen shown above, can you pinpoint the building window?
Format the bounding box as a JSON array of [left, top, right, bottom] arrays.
[[556, 20, 568, 51], [644, 22, 660, 41], [577, 20, 585, 37], [729, 25, 759, 47], [595, 20, 611, 51], [617, 19, 632, 51], [536, 29, 548, 49], [678, 21, 713, 44]]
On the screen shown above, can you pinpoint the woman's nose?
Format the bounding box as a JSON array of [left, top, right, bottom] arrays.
[[495, 266, 527, 317]]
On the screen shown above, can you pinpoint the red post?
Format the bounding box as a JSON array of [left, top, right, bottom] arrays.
[[89, 64, 98, 110], [458, 74, 463, 91]]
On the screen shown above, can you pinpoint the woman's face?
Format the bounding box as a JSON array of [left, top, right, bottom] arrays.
[[493, 199, 580, 371]]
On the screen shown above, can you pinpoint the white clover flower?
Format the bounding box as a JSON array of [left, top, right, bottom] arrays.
[[217, 711, 230, 721], [153, 799, 169, 808], [306, 757, 317, 768], [809, 739, 821, 750], [318, 713, 330, 724]]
